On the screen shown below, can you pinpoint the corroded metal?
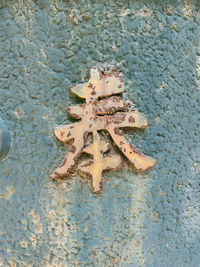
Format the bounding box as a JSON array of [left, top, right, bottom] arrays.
[[0, 118, 11, 161], [51, 67, 156, 193]]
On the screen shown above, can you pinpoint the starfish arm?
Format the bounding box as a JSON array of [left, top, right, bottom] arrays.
[[50, 135, 86, 181], [107, 127, 156, 171]]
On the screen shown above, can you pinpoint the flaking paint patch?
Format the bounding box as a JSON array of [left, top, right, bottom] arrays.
[[20, 240, 28, 249], [5, 187, 15, 200], [29, 233, 37, 246], [29, 210, 43, 234], [183, 2, 192, 18]]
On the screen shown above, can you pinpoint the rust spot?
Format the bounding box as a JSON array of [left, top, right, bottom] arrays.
[[81, 160, 93, 167], [50, 171, 61, 180], [70, 145, 76, 153], [71, 113, 81, 119], [128, 116, 135, 123], [129, 144, 142, 156], [91, 90, 97, 95], [60, 158, 67, 167], [114, 127, 122, 136], [80, 104, 86, 109], [94, 96, 126, 115]]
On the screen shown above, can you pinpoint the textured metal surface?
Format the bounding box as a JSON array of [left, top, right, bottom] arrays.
[[51, 67, 155, 193], [0, 118, 10, 161], [0, 0, 200, 266]]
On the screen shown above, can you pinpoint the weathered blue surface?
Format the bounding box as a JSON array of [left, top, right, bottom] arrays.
[[0, 118, 10, 160], [0, 0, 200, 266]]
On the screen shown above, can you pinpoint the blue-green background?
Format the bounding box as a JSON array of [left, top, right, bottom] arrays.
[[0, 0, 200, 266]]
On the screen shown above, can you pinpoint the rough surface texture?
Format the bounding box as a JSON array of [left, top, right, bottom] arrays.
[[0, 0, 200, 266], [0, 118, 11, 160]]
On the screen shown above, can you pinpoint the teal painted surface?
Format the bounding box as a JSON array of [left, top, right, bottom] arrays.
[[0, 118, 10, 160], [0, 0, 200, 266]]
